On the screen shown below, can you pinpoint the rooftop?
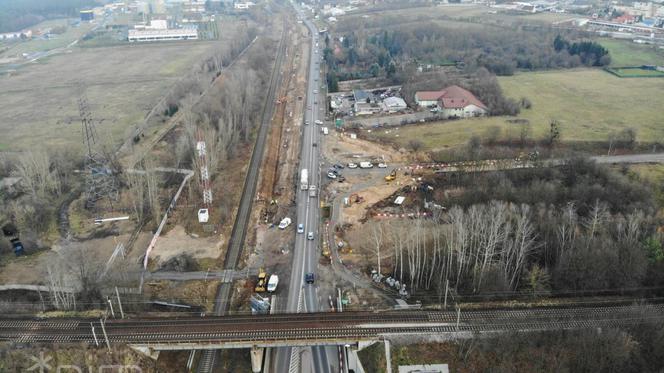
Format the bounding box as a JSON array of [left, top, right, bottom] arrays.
[[416, 85, 487, 110]]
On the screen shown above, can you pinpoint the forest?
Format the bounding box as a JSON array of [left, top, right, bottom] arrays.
[[0, 0, 97, 33], [358, 159, 664, 298], [325, 22, 610, 79]]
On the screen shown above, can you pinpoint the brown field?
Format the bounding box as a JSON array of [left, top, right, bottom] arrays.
[[0, 19, 242, 153]]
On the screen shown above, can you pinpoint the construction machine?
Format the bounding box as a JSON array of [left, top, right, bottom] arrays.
[[255, 268, 267, 292], [384, 170, 397, 182]]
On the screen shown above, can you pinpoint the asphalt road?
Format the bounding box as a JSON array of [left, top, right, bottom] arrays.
[[274, 7, 334, 373]]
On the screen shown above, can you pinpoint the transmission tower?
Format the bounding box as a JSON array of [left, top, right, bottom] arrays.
[[196, 129, 213, 207], [78, 86, 118, 209]]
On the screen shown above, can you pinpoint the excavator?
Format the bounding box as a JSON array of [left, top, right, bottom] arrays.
[[384, 169, 397, 182], [255, 268, 267, 292]]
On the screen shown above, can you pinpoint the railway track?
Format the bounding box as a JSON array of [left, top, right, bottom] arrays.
[[3, 304, 663, 346], [196, 12, 291, 373]]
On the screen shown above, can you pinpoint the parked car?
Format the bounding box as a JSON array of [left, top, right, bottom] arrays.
[[334, 163, 344, 169], [327, 172, 337, 179], [347, 162, 358, 169], [337, 176, 346, 182], [297, 224, 304, 234], [378, 163, 387, 168], [278, 217, 292, 229]]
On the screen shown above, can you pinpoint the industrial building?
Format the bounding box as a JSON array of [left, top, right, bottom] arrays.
[[128, 28, 198, 42], [80, 10, 95, 21]]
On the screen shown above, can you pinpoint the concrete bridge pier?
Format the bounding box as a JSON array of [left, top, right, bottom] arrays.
[[251, 346, 265, 372]]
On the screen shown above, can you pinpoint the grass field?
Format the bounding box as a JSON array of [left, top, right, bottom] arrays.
[[336, 5, 573, 33], [0, 19, 94, 58], [370, 68, 664, 151], [606, 66, 664, 77], [0, 18, 244, 153], [600, 39, 664, 67]]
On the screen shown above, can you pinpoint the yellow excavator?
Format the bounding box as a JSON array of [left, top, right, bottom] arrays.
[[384, 170, 397, 182], [255, 268, 267, 292]]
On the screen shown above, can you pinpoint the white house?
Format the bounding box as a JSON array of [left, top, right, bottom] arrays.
[[382, 96, 407, 113], [234, 1, 255, 9], [414, 85, 487, 118]]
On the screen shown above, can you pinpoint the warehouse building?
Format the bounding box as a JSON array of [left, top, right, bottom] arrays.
[[128, 28, 198, 42]]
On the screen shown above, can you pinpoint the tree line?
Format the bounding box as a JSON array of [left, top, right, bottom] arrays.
[[325, 20, 610, 79], [358, 159, 664, 298], [0, 0, 96, 33]]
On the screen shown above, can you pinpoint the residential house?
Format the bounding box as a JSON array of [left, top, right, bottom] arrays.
[[414, 85, 488, 118]]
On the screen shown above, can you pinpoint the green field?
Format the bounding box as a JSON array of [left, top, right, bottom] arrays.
[[600, 39, 664, 67], [371, 68, 664, 151], [606, 66, 664, 77]]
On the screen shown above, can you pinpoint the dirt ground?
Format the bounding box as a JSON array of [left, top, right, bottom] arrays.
[[323, 131, 413, 164], [0, 231, 151, 285], [148, 225, 224, 266]]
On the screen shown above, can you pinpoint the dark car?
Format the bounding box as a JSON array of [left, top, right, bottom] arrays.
[[334, 163, 344, 169], [305, 273, 315, 284]]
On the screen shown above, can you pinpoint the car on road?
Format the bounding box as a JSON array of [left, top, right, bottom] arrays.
[[347, 162, 358, 169], [297, 224, 304, 234], [305, 273, 315, 284], [313, 90, 318, 94], [327, 172, 337, 179], [313, 142, 317, 147], [315, 120, 323, 125], [307, 231, 314, 240], [378, 163, 387, 168], [304, 120, 309, 125]]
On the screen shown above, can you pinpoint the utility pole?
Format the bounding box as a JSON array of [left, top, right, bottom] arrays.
[[99, 319, 111, 351], [107, 297, 115, 318], [443, 279, 449, 309], [456, 306, 461, 331], [115, 287, 124, 319], [90, 322, 99, 347]]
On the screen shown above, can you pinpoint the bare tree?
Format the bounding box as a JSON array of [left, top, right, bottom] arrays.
[[12, 151, 61, 199]]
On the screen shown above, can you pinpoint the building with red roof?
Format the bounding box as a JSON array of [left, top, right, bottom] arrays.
[[415, 85, 488, 118]]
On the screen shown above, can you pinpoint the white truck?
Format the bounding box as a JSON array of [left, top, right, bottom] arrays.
[[300, 169, 308, 190], [267, 274, 279, 292], [359, 162, 374, 169]]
